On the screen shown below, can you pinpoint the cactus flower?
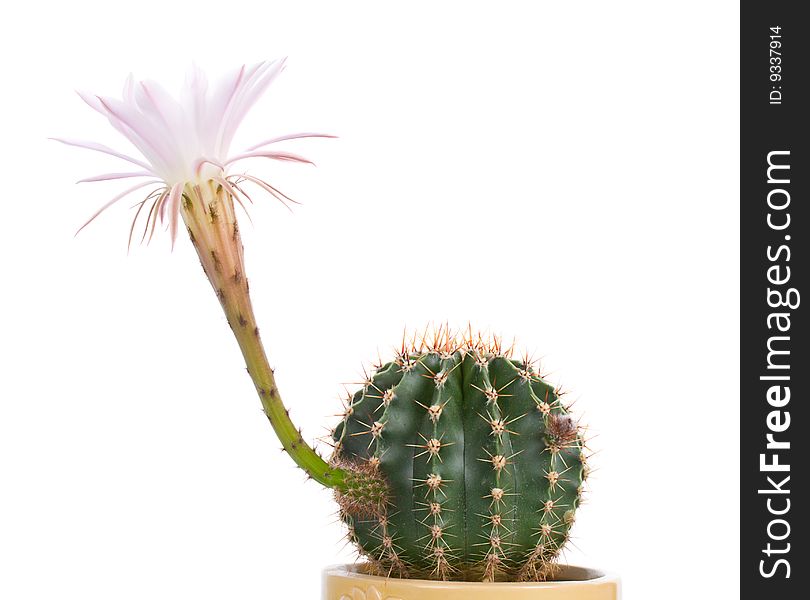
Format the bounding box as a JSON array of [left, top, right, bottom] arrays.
[[55, 60, 359, 495], [54, 58, 331, 246]]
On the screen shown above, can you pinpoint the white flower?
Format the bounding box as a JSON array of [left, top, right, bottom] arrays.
[[54, 59, 331, 246]]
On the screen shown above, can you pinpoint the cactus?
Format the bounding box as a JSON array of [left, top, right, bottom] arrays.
[[60, 62, 591, 586], [330, 330, 588, 582]]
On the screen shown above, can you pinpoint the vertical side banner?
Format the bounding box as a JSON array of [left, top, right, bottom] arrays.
[[741, 3, 807, 599]]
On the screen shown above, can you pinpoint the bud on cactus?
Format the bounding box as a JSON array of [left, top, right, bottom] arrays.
[[331, 331, 588, 582]]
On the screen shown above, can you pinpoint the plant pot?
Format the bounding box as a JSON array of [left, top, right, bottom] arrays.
[[322, 564, 621, 600]]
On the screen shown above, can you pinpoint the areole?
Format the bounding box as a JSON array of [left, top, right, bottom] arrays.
[[323, 564, 621, 600]]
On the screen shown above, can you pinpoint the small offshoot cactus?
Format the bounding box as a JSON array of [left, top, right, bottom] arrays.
[[330, 329, 588, 582], [58, 60, 591, 585]]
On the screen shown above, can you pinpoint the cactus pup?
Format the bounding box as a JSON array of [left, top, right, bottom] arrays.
[[57, 60, 589, 583]]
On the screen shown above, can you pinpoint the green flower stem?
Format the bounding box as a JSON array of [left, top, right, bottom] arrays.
[[180, 180, 346, 490]]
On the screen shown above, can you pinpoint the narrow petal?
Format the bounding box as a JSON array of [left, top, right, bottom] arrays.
[[224, 150, 314, 166], [209, 64, 247, 155], [77, 171, 153, 183], [158, 183, 171, 223], [122, 74, 135, 103], [234, 173, 298, 211], [183, 63, 208, 150], [76, 90, 107, 114], [127, 193, 153, 252], [144, 190, 168, 244], [225, 177, 256, 204], [75, 180, 162, 236], [217, 59, 285, 156], [166, 182, 184, 249], [232, 173, 299, 205], [51, 137, 154, 171], [127, 187, 164, 251], [245, 133, 336, 152], [191, 157, 225, 178]]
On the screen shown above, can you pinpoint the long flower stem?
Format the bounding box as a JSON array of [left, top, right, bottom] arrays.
[[180, 180, 346, 489]]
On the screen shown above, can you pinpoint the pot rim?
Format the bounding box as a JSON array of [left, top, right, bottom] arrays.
[[323, 563, 618, 588]]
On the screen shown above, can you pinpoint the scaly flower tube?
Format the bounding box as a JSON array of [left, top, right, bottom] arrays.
[[55, 60, 382, 503]]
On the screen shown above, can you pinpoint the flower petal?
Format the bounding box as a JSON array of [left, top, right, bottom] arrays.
[[233, 172, 298, 211], [76, 90, 107, 114], [192, 157, 225, 178], [75, 180, 163, 235], [51, 137, 154, 171], [224, 150, 314, 166], [166, 182, 184, 249], [145, 189, 169, 244], [77, 171, 153, 183], [183, 63, 208, 146], [122, 73, 135, 103], [208, 64, 247, 156], [216, 59, 285, 157], [245, 133, 336, 152], [95, 95, 177, 178]]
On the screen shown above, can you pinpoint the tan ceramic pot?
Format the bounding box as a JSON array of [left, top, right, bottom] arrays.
[[322, 564, 621, 600]]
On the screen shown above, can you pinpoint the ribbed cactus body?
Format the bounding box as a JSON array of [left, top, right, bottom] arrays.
[[332, 341, 586, 582]]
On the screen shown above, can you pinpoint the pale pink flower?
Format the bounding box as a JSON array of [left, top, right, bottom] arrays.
[[56, 60, 347, 502], [54, 59, 332, 247]]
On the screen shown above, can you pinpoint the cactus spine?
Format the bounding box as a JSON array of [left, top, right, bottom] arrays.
[[331, 331, 587, 582]]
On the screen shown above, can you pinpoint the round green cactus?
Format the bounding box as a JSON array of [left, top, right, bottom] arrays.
[[331, 331, 588, 582]]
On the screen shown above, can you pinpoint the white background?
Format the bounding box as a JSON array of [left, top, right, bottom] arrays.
[[0, 1, 739, 598]]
